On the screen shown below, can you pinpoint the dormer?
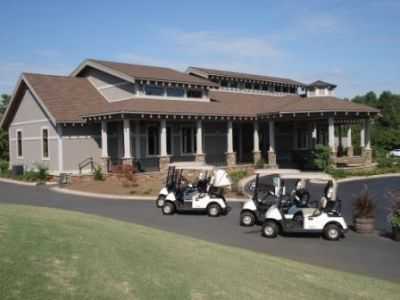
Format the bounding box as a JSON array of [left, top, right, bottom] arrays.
[[306, 80, 336, 97], [187, 66, 305, 96], [71, 59, 218, 103]]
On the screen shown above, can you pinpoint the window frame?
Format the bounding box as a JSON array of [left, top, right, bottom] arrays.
[[186, 89, 203, 99], [144, 85, 165, 97], [41, 127, 50, 160]]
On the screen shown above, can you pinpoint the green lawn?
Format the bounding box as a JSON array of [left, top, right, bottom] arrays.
[[0, 205, 399, 300]]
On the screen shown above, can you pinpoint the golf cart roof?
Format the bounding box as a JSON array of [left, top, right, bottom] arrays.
[[255, 169, 301, 176], [168, 162, 215, 171], [280, 172, 335, 183]]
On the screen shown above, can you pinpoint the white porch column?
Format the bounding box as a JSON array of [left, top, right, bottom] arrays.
[[101, 120, 108, 158], [159, 119, 170, 171], [123, 119, 132, 159], [268, 120, 275, 152], [196, 120, 203, 155], [364, 119, 371, 150], [253, 120, 262, 164], [227, 120, 234, 153], [160, 119, 168, 157], [134, 120, 141, 159], [195, 120, 205, 162], [253, 121, 260, 152], [346, 126, 353, 157], [225, 120, 236, 166], [268, 120, 277, 167], [328, 117, 335, 153]]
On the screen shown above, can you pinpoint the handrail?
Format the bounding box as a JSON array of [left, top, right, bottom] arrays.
[[78, 157, 94, 175]]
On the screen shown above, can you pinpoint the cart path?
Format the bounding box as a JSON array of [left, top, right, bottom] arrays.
[[1, 177, 400, 282]]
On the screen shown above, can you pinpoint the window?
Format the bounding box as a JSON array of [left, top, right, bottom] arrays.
[[254, 83, 260, 90], [17, 130, 22, 158], [220, 80, 228, 87], [262, 84, 269, 91], [42, 128, 49, 159], [166, 87, 184, 97], [229, 81, 238, 88], [181, 127, 196, 154], [245, 82, 252, 89], [187, 89, 203, 98], [297, 128, 309, 149], [147, 125, 160, 156], [144, 85, 164, 96], [167, 127, 172, 155]]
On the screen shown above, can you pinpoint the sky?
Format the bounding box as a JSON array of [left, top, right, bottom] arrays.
[[0, 0, 399, 98]]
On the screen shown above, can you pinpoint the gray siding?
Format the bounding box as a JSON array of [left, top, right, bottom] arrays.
[[80, 67, 137, 102], [9, 89, 59, 173], [62, 124, 102, 173]]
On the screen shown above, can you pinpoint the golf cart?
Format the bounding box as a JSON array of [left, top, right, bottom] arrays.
[[161, 164, 232, 217], [240, 169, 303, 226], [156, 166, 177, 208], [261, 173, 348, 241]]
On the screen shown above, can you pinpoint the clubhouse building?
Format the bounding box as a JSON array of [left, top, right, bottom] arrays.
[[1, 59, 379, 174]]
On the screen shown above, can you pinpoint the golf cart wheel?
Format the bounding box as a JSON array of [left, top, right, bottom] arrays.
[[324, 224, 341, 241], [240, 211, 256, 226], [262, 221, 278, 238], [162, 202, 175, 215], [156, 195, 166, 208], [207, 203, 221, 217]]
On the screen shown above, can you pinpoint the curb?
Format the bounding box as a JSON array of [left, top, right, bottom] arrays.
[[0, 177, 56, 187], [337, 173, 400, 183], [50, 186, 247, 202]]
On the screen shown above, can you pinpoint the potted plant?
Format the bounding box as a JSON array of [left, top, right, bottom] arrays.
[[353, 187, 376, 234], [387, 190, 400, 241]]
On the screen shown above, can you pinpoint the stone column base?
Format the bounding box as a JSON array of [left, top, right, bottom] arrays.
[[122, 157, 134, 166], [159, 156, 171, 171], [195, 153, 206, 163], [330, 151, 337, 163], [225, 152, 237, 167], [253, 151, 262, 165], [267, 151, 277, 168], [362, 149, 373, 164], [347, 146, 354, 157], [100, 157, 110, 173]]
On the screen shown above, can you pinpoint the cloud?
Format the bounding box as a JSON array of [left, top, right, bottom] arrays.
[[163, 29, 281, 59]]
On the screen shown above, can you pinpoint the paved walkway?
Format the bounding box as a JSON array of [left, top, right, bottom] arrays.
[[1, 177, 400, 282]]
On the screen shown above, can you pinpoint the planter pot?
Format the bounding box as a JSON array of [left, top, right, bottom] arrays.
[[393, 226, 400, 241], [354, 217, 375, 234]]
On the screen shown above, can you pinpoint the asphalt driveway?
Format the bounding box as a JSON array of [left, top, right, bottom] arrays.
[[1, 177, 400, 282]]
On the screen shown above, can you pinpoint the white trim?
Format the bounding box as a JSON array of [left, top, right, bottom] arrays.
[[123, 119, 132, 159], [101, 121, 108, 158], [10, 136, 57, 141], [41, 126, 50, 160], [10, 118, 49, 126], [16, 128, 23, 159]]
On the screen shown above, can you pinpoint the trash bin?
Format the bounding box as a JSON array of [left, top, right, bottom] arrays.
[[59, 173, 72, 185], [11, 165, 24, 177]]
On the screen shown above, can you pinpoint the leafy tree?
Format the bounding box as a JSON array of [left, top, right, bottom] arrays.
[[0, 94, 11, 113], [0, 94, 11, 161]]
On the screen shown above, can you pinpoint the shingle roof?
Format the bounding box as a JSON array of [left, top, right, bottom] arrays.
[[188, 66, 305, 86], [1, 73, 379, 128], [87, 60, 218, 87]]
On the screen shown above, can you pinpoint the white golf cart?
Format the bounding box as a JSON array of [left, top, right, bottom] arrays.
[[156, 166, 177, 208], [261, 173, 348, 241], [240, 169, 304, 226], [161, 164, 232, 217]]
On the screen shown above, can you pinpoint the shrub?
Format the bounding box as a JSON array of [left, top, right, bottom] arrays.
[[311, 145, 332, 171], [387, 190, 400, 227], [353, 187, 376, 219], [229, 169, 248, 192], [115, 164, 137, 187], [255, 158, 265, 169], [0, 160, 9, 175], [35, 164, 49, 182], [94, 166, 105, 181]]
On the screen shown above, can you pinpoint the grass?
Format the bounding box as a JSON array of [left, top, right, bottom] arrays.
[[0, 204, 399, 300]]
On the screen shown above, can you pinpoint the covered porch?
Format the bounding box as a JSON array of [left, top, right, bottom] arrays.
[[85, 110, 375, 172]]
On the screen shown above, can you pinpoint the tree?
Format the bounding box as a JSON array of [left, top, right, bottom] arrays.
[[0, 94, 11, 113], [0, 94, 10, 161]]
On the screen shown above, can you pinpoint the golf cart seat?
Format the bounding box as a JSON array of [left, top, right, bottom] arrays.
[[301, 197, 328, 217]]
